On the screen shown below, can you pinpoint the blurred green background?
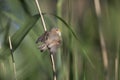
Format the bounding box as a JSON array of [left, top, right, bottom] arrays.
[[0, 0, 120, 80]]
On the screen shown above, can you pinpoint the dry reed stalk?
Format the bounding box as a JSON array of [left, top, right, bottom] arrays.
[[35, 0, 47, 32], [115, 40, 119, 80], [8, 36, 17, 80], [35, 0, 57, 80], [94, 0, 109, 80], [50, 54, 57, 80]]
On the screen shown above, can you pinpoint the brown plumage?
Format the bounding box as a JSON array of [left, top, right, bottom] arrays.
[[36, 28, 62, 54]]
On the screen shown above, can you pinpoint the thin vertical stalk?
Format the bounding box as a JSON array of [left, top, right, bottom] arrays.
[[94, 0, 109, 80], [67, 0, 74, 80], [69, 51, 74, 80], [115, 0, 120, 77], [115, 40, 119, 80], [57, 0, 63, 80], [50, 54, 57, 80], [35, 0, 47, 31], [8, 36, 17, 80], [67, 0, 79, 80], [57, 0, 63, 28], [35, 0, 56, 80], [67, 0, 72, 24]]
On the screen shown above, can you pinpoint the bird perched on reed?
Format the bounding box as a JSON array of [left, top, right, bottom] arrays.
[[36, 28, 62, 54]]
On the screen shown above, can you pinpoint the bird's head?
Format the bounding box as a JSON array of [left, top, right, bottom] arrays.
[[51, 28, 61, 37]]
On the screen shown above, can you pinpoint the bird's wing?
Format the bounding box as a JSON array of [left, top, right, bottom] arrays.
[[38, 44, 47, 52], [36, 31, 49, 43]]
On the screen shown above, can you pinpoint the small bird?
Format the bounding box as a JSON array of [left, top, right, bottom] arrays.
[[36, 28, 62, 54]]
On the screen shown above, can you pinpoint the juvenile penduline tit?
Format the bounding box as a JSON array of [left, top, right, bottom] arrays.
[[36, 28, 62, 54]]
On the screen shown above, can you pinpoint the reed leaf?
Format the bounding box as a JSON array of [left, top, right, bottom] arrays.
[[0, 14, 39, 59]]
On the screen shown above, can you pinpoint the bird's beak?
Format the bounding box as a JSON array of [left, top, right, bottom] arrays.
[[57, 29, 61, 36]]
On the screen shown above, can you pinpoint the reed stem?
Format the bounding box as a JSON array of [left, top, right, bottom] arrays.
[[94, 0, 109, 80], [35, 1, 57, 80], [8, 36, 17, 80], [35, 0, 47, 31]]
